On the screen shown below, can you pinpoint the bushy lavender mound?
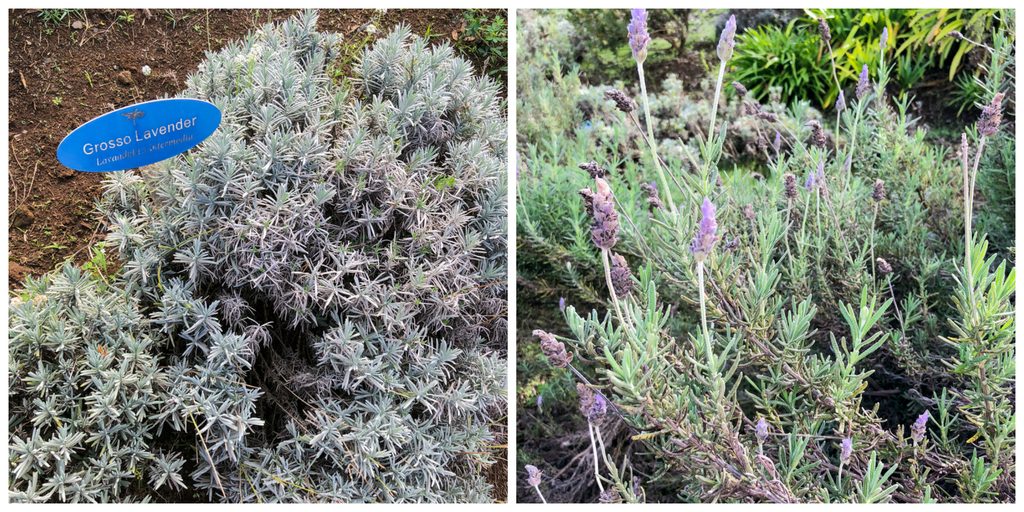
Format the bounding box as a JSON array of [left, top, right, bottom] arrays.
[[9, 11, 507, 503]]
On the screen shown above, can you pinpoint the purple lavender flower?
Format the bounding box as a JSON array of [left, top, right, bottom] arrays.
[[804, 170, 817, 191], [911, 410, 929, 443], [818, 17, 832, 44], [872, 179, 886, 203], [605, 88, 635, 113], [880, 27, 889, 51], [840, 437, 853, 463], [732, 81, 748, 97], [587, 177, 619, 250], [773, 131, 782, 155], [690, 197, 718, 261], [525, 464, 542, 487], [717, 14, 737, 62], [579, 161, 607, 179], [627, 9, 651, 64], [978, 92, 1005, 137], [590, 392, 609, 421], [755, 417, 768, 443], [534, 329, 573, 368], [807, 119, 827, 148], [536, 394, 544, 411], [558, 296, 566, 312], [836, 90, 846, 114], [783, 173, 797, 200], [856, 64, 871, 100], [640, 181, 663, 212], [609, 252, 635, 298]]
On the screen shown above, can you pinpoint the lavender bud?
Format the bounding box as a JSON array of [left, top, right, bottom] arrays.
[[632, 477, 642, 497], [717, 14, 737, 62], [783, 173, 797, 200], [876, 257, 892, 275], [558, 296, 566, 312], [525, 464, 542, 487], [840, 437, 853, 463], [911, 410, 930, 443], [880, 27, 888, 51], [579, 187, 595, 212], [978, 92, 1005, 137], [537, 394, 544, 411], [640, 181, 664, 212], [589, 177, 619, 250], [609, 252, 635, 298], [856, 64, 871, 100], [590, 392, 608, 421], [773, 131, 783, 154], [818, 18, 832, 44], [755, 417, 769, 443], [732, 81, 748, 97], [605, 88, 635, 113], [534, 329, 573, 368], [836, 90, 846, 114], [872, 179, 886, 202], [950, 30, 964, 40], [806, 119, 827, 148], [690, 197, 718, 261], [743, 204, 756, 221], [628, 9, 650, 64]]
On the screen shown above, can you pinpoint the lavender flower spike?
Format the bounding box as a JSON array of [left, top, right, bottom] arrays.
[[534, 329, 573, 368], [690, 197, 718, 261], [589, 177, 620, 250], [978, 92, 1005, 137], [609, 253, 635, 298], [525, 464, 542, 487], [627, 9, 650, 64], [880, 27, 889, 51], [840, 437, 853, 463], [856, 64, 871, 100], [755, 417, 769, 443], [911, 410, 930, 443], [717, 14, 737, 62], [836, 90, 846, 114]]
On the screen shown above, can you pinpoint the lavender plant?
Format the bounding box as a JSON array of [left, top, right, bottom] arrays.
[[520, 10, 1014, 503], [11, 11, 507, 503]]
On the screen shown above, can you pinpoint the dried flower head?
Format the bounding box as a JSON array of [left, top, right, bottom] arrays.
[[579, 161, 608, 179], [877, 257, 892, 275], [717, 15, 737, 62], [690, 197, 718, 261], [605, 88, 635, 113], [911, 410, 930, 443], [640, 181, 664, 212], [743, 204, 756, 221], [589, 177, 619, 250], [755, 417, 769, 443], [856, 64, 871, 100], [525, 464, 542, 487], [978, 92, 1005, 137], [836, 90, 846, 114], [872, 179, 886, 203], [628, 9, 651, 64], [732, 81, 748, 97], [818, 17, 832, 44], [577, 383, 608, 421], [840, 437, 853, 463], [609, 252, 635, 298], [534, 329, 573, 368], [783, 173, 797, 200]]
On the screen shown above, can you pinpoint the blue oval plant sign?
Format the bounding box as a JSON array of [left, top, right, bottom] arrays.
[[57, 98, 221, 172]]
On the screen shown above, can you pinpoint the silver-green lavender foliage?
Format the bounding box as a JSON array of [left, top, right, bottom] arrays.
[[10, 11, 506, 503]]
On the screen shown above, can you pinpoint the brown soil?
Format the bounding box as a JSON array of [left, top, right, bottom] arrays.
[[8, 8, 506, 289], [7, 8, 507, 502]]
